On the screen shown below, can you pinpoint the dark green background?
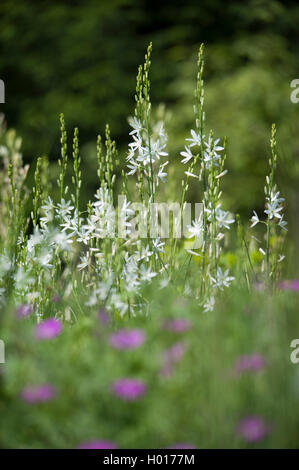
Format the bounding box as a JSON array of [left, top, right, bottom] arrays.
[[0, 0, 298, 231]]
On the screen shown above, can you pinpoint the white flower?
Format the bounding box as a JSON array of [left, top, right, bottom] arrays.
[[41, 196, 55, 213], [40, 197, 55, 226], [127, 160, 139, 176], [210, 267, 234, 290], [127, 133, 142, 159], [159, 278, 169, 289], [129, 117, 143, 136], [119, 198, 134, 237], [157, 161, 168, 183], [137, 245, 153, 262], [52, 230, 72, 250], [203, 295, 215, 312], [203, 137, 223, 168], [0, 252, 12, 275], [0, 145, 8, 157], [205, 203, 234, 230], [250, 210, 260, 228], [151, 139, 168, 160], [269, 191, 284, 205], [153, 237, 165, 253], [140, 264, 157, 282], [27, 230, 43, 253], [214, 206, 234, 229], [180, 146, 193, 164], [265, 191, 284, 220], [78, 252, 90, 270], [37, 249, 53, 268], [278, 216, 288, 231], [76, 228, 91, 245], [264, 201, 283, 220], [85, 290, 98, 307], [14, 267, 34, 291], [110, 291, 128, 317], [187, 218, 203, 238], [186, 129, 204, 147], [97, 278, 113, 301], [56, 199, 74, 219]]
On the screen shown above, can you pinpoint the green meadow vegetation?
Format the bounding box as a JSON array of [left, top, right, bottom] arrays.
[[0, 41, 299, 448]]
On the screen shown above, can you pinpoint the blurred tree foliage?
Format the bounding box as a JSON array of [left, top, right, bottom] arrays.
[[0, 0, 299, 228]]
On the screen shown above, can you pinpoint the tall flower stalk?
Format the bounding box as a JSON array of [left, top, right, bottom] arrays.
[[72, 127, 81, 231], [178, 44, 234, 310], [250, 124, 287, 287], [58, 113, 68, 200]]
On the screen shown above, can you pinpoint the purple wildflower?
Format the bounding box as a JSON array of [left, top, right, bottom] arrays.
[[111, 378, 147, 401], [20, 384, 57, 404], [277, 280, 299, 292], [35, 318, 62, 340], [16, 304, 33, 318], [234, 354, 266, 376], [109, 329, 145, 350], [163, 318, 191, 333], [236, 416, 270, 442], [51, 294, 61, 303], [253, 282, 265, 292], [78, 440, 117, 449], [164, 342, 185, 362], [98, 308, 110, 325], [160, 342, 185, 377]]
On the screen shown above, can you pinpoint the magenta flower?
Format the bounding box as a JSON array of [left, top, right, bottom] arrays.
[[164, 342, 185, 362], [277, 280, 299, 292], [35, 318, 62, 340], [236, 416, 270, 442], [163, 318, 191, 333], [20, 384, 57, 404], [253, 282, 265, 292], [52, 294, 61, 303], [109, 329, 145, 350], [78, 440, 117, 449], [16, 304, 33, 318], [168, 443, 197, 449], [98, 308, 110, 325], [111, 378, 147, 401], [160, 342, 185, 377], [234, 354, 266, 376]]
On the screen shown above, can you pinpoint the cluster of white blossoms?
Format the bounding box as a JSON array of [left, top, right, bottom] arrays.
[[180, 130, 224, 172], [0, 99, 172, 320], [210, 267, 235, 291], [249, 123, 287, 275], [250, 190, 287, 269], [127, 117, 169, 190], [180, 127, 235, 312], [4, 184, 165, 317], [250, 191, 287, 232]]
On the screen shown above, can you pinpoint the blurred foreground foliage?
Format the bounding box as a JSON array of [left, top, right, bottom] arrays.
[[1, 283, 299, 448]]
